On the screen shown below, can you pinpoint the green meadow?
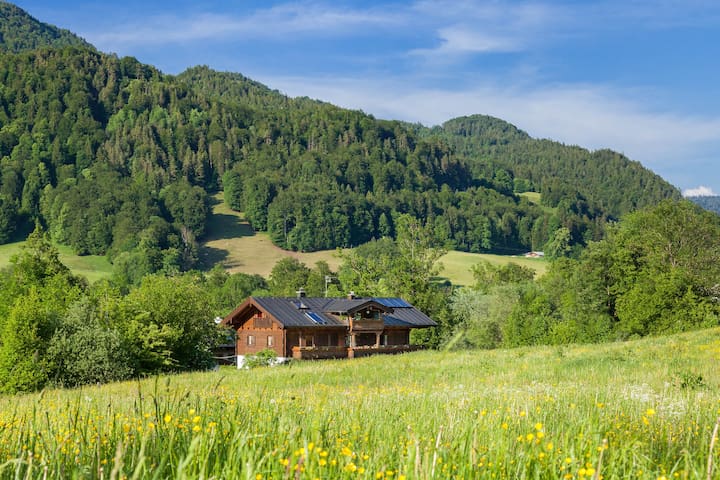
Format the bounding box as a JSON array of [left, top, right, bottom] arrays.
[[0, 242, 112, 283], [1, 328, 718, 479]]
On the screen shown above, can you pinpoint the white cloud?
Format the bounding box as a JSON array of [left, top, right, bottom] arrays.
[[683, 186, 717, 197]]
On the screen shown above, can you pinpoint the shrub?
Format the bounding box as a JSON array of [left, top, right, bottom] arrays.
[[244, 348, 278, 369]]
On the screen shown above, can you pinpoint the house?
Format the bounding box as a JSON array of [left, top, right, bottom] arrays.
[[221, 292, 436, 367]]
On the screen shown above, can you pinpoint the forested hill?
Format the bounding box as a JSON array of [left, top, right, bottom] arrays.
[[431, 115, 680, 218], [688, 195, 720, 214], [0, 2, 679, 284], [0, 2, 93, 52]]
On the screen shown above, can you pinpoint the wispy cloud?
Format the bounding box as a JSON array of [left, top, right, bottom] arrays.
[[410, 26, 523, 56], [86, 2, 398, 50], [409, 1, 563, 57]]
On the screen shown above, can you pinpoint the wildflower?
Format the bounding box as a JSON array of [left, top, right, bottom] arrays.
[[164, 414, 172, 424], [535, 422, 543, 431], [646, 408, 656, 417]]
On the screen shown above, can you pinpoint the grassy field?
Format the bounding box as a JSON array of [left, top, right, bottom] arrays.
[[0, 242, 112, 283], [200, 197, 346, 277], [1, 328, 719, 478], [438, 250, 547, 286], [202, 196, 546, 285]]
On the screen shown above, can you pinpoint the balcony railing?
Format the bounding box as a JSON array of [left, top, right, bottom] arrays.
[[291, 344, 422, 360]]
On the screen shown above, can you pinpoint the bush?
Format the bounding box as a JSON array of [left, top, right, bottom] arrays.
[[47, 298, 133, 387], [244, 348, 278, 369]]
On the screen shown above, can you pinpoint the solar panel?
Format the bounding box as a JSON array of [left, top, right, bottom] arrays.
[[305, 312, 327, 325], [376, 298, 410, 308]]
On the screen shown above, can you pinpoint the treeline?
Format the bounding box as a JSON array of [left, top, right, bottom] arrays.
[[0, 38, 678, 265], [449, 200, 720, 348]]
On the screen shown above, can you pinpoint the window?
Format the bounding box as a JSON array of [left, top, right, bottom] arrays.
[[267, 335, 274, 347], [247, 335, 255, 346]]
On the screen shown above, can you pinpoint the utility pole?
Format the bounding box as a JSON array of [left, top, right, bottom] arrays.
[[324, 275, 336, 297]]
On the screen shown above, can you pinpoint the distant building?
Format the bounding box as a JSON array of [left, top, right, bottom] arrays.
[[221, 292, 436, 367], [524, 251, 545, 258]]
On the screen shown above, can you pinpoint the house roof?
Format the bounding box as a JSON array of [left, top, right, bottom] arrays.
[[223, 296, 437, 329]]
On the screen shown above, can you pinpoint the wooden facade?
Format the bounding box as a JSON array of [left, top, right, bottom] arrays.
[[222, 296, 435, 366]]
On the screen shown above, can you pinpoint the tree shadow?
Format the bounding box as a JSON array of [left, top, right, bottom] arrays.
[[199, 245, 234, 270], [204, 214, 255, 241]]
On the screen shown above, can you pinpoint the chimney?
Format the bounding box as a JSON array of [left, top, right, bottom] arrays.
[[296, 288, 306, 298], [347, 291, 356, 300]]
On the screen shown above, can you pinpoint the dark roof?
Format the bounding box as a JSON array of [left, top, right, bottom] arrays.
[[228, 296, 436, 329], [253, 297, 346, 328]]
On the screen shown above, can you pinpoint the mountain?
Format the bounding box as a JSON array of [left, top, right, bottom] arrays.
[[431, 115, 680, 219], [0, 2, 93, 53], [687, 195, 720, 214], [0, 2, 680, 283]]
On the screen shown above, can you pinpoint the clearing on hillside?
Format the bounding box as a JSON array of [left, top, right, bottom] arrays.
[[202, 195, 546, 284]]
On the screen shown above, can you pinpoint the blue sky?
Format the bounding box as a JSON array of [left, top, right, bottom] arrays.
[[12, 0, 720, 196]]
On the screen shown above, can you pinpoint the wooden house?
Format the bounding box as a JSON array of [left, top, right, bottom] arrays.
[[221, 293, 436, 367]]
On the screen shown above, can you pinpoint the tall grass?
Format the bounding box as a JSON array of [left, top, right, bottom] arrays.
[[0, 328, 719, 479]]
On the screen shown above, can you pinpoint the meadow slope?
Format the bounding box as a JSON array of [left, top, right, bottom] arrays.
[[1, 328, 718, 479], [201, 196, 546, 285]]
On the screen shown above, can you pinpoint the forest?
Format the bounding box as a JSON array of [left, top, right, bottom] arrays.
[[687, 195, 720, 214]]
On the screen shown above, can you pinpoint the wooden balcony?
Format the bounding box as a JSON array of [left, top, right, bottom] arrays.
[[349, 318, 384, 331], [292, 344, 422, 360]]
